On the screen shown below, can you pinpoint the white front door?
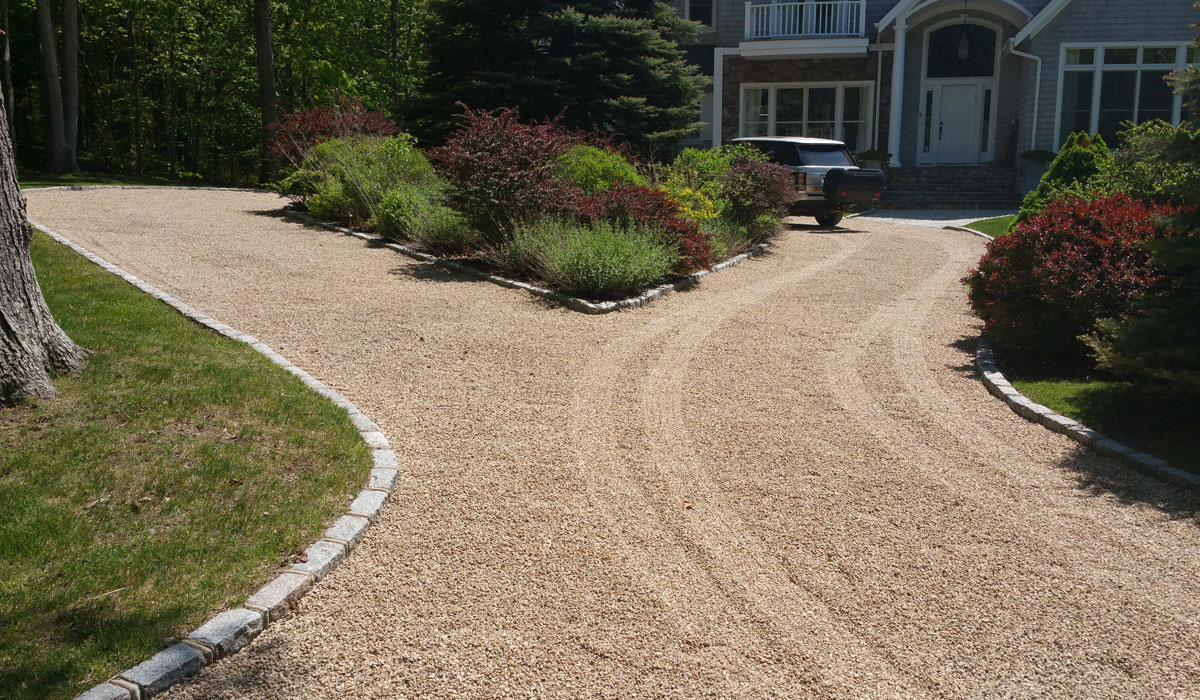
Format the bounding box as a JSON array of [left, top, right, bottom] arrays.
[[937, 84, 981, 164], [918, 82, 994, 166]]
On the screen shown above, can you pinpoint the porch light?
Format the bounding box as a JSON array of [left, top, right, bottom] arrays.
[[957, 0, 970, 60]]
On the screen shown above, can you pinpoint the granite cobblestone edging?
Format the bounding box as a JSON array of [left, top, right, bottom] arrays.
[[25, 199, 398, 700], [280, 208, 771, 314], [946, 222, 1199, 493]]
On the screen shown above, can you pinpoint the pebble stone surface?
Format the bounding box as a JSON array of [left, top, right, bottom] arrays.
[[27, 189, 1200, 700]]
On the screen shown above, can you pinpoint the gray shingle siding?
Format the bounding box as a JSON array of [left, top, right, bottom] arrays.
[[1023, 0, 1196, 152]]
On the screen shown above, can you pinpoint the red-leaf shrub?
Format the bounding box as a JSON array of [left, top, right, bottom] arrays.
[[270, 96, 399, 168], [963, 193, 1182, 369], [720, 158, 794, 235], [429, 106, 584, 241], [591, 184, 714, 274]]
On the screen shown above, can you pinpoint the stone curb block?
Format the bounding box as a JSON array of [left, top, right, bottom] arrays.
[[118, 643, 205, 698], [282, 208, 770, 314], [26, 198, 398, 700], [75, 683, 133, 700], [323, 515, 371, 549], [245, 572, 312, 623], [290, 540, 346, 580], [107, 679, 141, 700], [360, 430, 390, 449], [349, 412, 380, 432], [187, 608, 264, 659], [349, 489, 389, 521], [369, 468, 399, 492], [974, 336, 1198, 492]]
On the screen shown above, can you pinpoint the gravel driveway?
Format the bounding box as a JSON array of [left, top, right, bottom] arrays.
[[27, 189, 1200, 700]]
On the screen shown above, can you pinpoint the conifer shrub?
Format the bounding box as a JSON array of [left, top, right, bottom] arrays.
[[1013, 132, 1112, 228], [963, 193, 1181, 370]]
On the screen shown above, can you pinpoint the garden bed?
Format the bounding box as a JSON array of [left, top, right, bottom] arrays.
[[282, 205, 772, 313]]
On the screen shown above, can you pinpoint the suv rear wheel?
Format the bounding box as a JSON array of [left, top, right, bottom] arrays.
[[815, 211, 844, 227]]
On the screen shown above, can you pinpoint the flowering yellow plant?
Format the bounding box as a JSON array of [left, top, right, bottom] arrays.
[[662, 186, 719, 222]]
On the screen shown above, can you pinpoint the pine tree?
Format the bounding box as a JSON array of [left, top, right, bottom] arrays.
[[413, 0, 706, 153]]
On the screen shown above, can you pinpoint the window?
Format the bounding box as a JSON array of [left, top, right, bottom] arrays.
[[739, 83, 873, 152], [927, 24, 997, 78], [686, 0, 713, 27], [1058, 44, 1188, 147]]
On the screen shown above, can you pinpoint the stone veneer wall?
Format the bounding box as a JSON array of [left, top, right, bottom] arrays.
[[720, 54, 889, 147]]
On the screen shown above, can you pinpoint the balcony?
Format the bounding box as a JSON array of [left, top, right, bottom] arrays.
[[740, 1, 868, 58]]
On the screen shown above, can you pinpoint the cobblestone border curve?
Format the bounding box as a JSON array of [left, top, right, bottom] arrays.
[[945, 223, 1199, 493], [281, 208, 770, 314], [25, 203, 397, 700]]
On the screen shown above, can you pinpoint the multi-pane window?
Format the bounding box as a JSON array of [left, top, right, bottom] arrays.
[[740, 84, 873, 152], [1058, 45, 1186, 147], [686, 0, 713, 26]]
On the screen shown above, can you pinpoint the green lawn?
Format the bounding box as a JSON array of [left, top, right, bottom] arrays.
[[1014, 375, 1199, 475], [965, 215, 1017, 238], [18, 171, 199, 190], [0, 232, 370, 700]]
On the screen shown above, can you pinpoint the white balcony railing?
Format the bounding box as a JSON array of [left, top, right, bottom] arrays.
[[744, 1, 866, 41]]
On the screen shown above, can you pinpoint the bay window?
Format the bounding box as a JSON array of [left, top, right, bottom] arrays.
[[740, 83, 873, 152], [1057, 44, 1188, 147]]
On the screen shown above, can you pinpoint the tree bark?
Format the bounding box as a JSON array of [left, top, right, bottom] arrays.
[[253, 0, 278, 183], [0, 88, 85, 405], [35, 0, 68, 172], [390, 0, 399, 71], [60, 0, 79, 171]]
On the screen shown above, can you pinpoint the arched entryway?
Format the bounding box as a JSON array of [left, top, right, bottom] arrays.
[[916, 19, 1001, 165]]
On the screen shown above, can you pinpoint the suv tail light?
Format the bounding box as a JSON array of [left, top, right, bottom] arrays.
[[793, 172, 807, 190]]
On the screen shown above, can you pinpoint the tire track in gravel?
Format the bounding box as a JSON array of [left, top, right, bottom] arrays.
[[566, 228, 937, 699], [816, 228, 1200, 697]]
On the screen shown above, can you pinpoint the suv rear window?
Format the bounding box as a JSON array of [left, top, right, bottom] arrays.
[[738, 140, 855, 167]]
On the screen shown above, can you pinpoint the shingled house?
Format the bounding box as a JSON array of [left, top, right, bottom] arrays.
[[672, 0, 1195, 206]]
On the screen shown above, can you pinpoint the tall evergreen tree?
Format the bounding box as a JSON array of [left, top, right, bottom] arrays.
[[414, 0, 706, 153]]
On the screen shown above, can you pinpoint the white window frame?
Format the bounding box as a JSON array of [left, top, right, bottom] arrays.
[[1053, 42, 1190, 150], [684, 0, 716, 29], [738, 81, 875, 151]]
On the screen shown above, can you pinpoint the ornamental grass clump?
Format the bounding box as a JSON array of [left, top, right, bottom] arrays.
[[376, 182, 477, 255], [510, 219, 676, 299], [280, 134, 438, 227], [963, 193, 1181, 371]]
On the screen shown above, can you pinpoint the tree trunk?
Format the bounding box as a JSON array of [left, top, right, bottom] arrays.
[[60, 0, 79, 171], [253, 0, 278, 183], [390, 0, 399, 71], [0, 89, 85, 405], [2, 0, 13, 135], [35, 0, 68, 173]]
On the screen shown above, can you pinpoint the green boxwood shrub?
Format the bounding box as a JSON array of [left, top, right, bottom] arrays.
[[555, 145, 645, 193], [508, 219, 676, 299]]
